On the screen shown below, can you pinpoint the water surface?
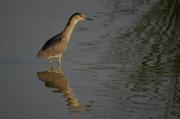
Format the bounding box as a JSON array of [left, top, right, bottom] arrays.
[[0, 0, 180, 119]]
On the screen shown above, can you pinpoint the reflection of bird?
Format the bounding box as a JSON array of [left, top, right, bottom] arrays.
[[37, 13, 93, 65], [37, 69, 91, 112]]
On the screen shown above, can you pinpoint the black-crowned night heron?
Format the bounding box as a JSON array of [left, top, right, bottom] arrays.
[[37, 12, 93, 65]]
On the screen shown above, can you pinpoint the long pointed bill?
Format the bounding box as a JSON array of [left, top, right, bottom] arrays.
[[85, 17, 93, 21]]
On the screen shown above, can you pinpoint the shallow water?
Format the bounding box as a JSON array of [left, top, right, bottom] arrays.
[[0, 0, 180, 119]]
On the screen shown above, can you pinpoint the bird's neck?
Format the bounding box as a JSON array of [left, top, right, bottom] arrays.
[[63, 19, 79, 40]]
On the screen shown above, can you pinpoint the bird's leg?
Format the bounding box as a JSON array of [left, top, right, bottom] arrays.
[[58, 65, 62, 73], [58, 54, 62, 72], [58, 54, 62, 65], [58, 54, 62, 66], [49, 58, 54, 71]]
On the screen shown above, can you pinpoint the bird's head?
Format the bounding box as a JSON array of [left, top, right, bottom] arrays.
[[71, 12, 93, 22]]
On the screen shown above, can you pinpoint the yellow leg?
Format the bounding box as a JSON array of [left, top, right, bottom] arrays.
[[58, 65, 62, 73], [58, 54, 62, 66], [58, 54, 62, 72]]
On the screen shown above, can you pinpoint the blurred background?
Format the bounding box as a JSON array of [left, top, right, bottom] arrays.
[[0, 0, 179, 119]]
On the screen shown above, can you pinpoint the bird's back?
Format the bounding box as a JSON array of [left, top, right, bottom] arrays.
[[37, 33, 68, 59]]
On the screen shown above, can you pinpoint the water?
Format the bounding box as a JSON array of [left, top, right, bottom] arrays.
[[0, 0, 179, 119]]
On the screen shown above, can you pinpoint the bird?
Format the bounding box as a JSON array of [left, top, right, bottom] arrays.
[[37, 12, 93, 66]]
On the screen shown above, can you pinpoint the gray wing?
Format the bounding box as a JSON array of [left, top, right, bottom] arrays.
[[41, 32, 64, 50], [37, 32, 68, 58]]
